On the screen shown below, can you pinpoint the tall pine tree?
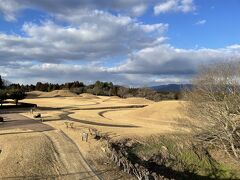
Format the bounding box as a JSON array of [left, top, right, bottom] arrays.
[[0, 75, 3, 89]]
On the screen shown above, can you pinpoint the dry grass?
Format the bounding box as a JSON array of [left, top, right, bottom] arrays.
[[0, 132, 64, 178], [2, 93, 238, 179], [39, 90, 78, 97], [23, 94, 188, 139]]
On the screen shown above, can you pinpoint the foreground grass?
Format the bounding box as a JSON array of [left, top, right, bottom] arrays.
[[130, 135, 239, 179]]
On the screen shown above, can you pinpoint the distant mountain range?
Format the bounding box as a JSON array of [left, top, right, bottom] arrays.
[[151, 84, 192, 92]]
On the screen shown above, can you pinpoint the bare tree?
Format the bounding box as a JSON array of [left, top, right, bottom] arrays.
[[118, 87, 129, 98], [184, 61, 240, 161]]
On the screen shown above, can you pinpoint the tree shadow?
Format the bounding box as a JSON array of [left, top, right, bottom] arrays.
[[126, 150, 218, 180]]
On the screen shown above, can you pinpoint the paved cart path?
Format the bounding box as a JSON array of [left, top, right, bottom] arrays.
[[0, 113, 100, 180]]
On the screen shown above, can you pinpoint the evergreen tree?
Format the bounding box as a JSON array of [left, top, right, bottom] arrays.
[[0, 75, 4, 89], [0, 89, 7, 106], [9, 89, 26, 105]]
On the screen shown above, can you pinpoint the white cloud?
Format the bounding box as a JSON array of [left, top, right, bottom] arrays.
[[0, 1, 18, 21], [0, 62, 191, 86], [154, 0, 196, 15], [1, 0, 240, 86], [195, 19, 206, 25], [0, 0, 154, 21], [227, 44, 240, 50], [0, 62, 129, 85], [2, 44, 240, 86], [111, 44, 240, 76], [0, 11, 168, 63], [131, 4, 148, 16]]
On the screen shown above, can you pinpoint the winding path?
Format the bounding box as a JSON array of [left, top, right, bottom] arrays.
[[0, 112, 100, 179], [60, 111, 139, 128], [0, 113, 54, 132]]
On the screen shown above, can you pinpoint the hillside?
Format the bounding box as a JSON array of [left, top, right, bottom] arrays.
[[151, 84, 192, 92]]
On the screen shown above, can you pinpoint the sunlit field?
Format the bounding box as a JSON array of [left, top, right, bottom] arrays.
[[23, 90, 188, 138]]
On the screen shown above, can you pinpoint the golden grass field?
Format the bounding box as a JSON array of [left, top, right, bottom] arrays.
[[2, 90, 239, 179], [23, 90, 190, 178], [0, 90, 189, 179], [24, 90, 188, 138]]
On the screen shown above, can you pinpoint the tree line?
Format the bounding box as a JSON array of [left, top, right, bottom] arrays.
[[0, 76, 26, 106], [5, 80, 180, 101]]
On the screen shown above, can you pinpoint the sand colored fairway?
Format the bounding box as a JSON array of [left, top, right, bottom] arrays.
[[23, 93, 188, 138], [80, 93, 100, 99], [0, 132, 64, 178], [121, 97, 154, 104], [0, 113, 100, 179], [0, 93, 189, 179], [115, 100, 185, 123], [103, 101, 186, 130]]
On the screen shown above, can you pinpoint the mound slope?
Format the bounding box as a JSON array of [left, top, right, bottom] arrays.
[[39, 90, 77, 97], [104, 100, 186, 130], [26, 91, 47, 98], [123, 97, 154, 104], [126, 100, 184, 121], [79, 93, 100, 99]]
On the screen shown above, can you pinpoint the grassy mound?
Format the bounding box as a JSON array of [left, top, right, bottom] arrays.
[[26, 91, 47, 98], [79, 93, 100, 99], [123, 97, 154, 104], [39, 90, 77, 97]]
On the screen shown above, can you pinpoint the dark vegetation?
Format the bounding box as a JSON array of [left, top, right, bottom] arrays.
[[0, 76, 26, 106], [152, 84, 192, 93], [5, 79, 182, 101]]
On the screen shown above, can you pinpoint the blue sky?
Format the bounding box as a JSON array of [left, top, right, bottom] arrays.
[[139, 0, 240, 49], [0, 0, 239, 86]]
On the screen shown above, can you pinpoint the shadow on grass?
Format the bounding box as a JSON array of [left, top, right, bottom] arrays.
[[126, 148, 220, 180], [0, 102, 37, 109]]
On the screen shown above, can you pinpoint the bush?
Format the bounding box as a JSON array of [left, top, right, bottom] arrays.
[[8, 89, 26, 105], [0, 89, 8, 106]]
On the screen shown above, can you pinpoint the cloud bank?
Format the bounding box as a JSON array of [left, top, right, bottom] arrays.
[[0, 0, 240, 86]]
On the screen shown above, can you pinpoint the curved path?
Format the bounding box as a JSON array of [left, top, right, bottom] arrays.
[[60, 111, 139, 128], [0, 113, 54, 133], [98, 109, 134, 120], [0, 112, 100, 179], [44, 130, 100, 180], [69, 104, 147, 111]]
